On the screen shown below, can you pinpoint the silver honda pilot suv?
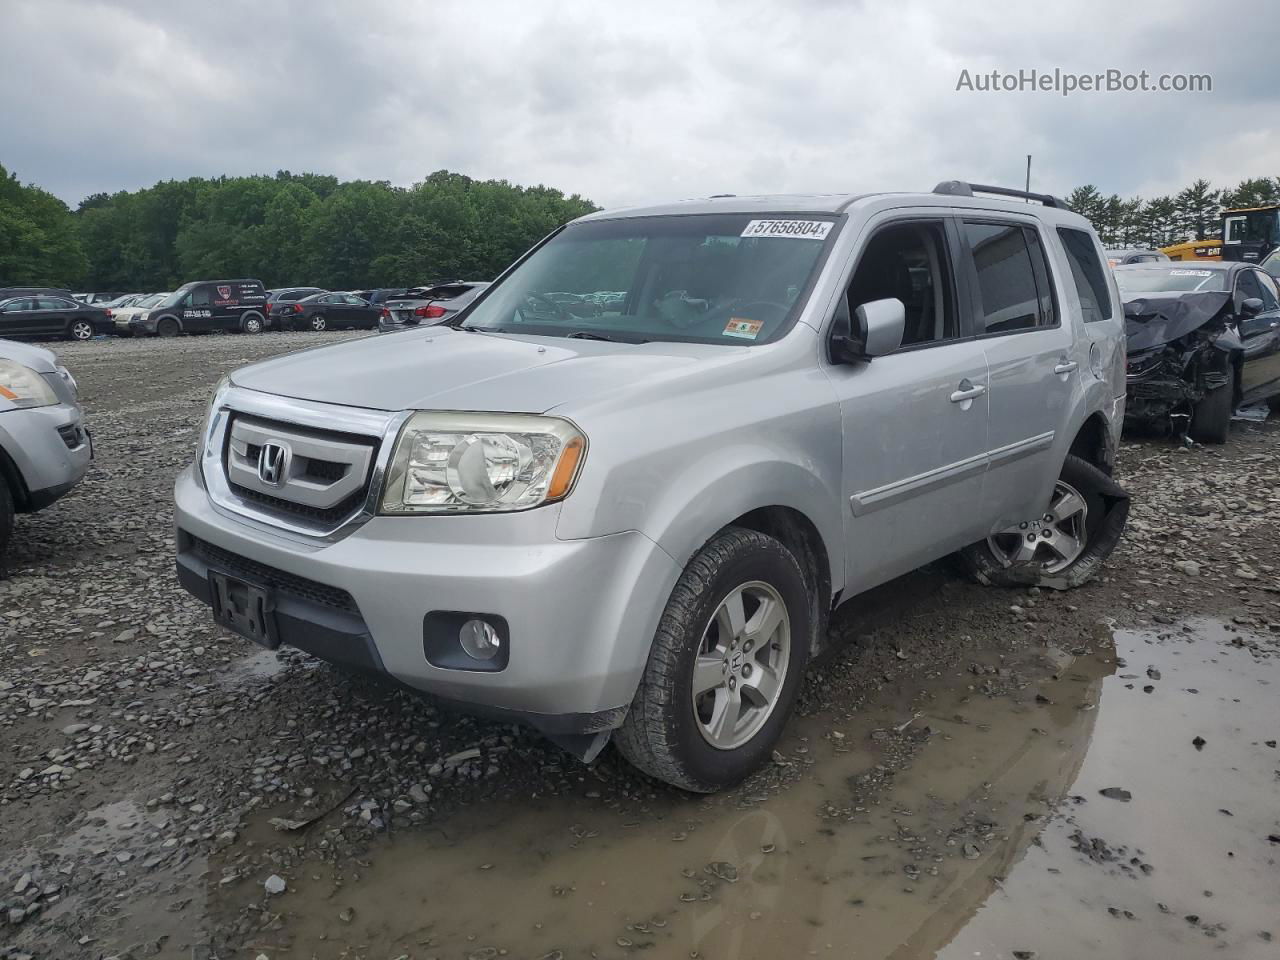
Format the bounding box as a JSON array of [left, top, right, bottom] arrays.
[[175, 182, 1129, 792]]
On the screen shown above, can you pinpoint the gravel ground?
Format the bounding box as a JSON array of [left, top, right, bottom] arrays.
[[1, 333, 1278, 959]]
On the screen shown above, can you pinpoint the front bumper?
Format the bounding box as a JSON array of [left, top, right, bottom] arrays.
[[0, 403, 91, 511], [173, 464, 680, 732]]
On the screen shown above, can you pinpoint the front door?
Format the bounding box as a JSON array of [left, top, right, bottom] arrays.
[[957, 220, 1078, 529], [826, 216, 992, 595]]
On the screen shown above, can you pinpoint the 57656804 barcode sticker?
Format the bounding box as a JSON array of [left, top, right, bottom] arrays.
[[740, 219, 833, 240]]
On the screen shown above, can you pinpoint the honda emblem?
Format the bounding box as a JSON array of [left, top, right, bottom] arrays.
[[257, 442, 289, 486]]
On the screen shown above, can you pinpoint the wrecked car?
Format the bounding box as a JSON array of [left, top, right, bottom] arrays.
[[175, 182, 1129, 792], [1117, 262, 1280, 443]]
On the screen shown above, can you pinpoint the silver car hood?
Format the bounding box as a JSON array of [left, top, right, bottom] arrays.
[[230, 327, 721, 414], [0, 338, 58, 373]]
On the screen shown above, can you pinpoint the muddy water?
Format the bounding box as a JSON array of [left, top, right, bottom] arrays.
[[242, 639, 1121, 958], [234, 620, 1280, 959]]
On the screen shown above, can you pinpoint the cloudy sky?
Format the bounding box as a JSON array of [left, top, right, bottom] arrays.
[[2, 0, 1274, 209]]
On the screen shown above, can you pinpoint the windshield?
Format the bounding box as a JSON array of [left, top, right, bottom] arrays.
[[460, 214, 839, 344], [138, 292, 167, 308], [1114, 267, 1229, 295], [158, 284, 194, 308]]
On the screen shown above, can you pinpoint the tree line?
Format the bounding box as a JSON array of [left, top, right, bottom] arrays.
[[6, 162, 1280, 290], [1, 164, 597, 291], [1064, 177, 1280, 249]]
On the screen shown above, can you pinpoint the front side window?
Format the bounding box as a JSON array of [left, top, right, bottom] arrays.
[[963, 221, 1054, 333], [1257, 270, 1280, 310], [1058, 227, 1114, 323], [460, 214, 838, 345], [845, 220, 957, 347], [189, 287, 212, 306]]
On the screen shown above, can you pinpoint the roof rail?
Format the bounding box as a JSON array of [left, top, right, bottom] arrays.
[[933, 180, 1065, 209]]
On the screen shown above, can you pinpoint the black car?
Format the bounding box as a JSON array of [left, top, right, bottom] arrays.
[[131, 279, 268, 337], [1116, 261, 1280, 442], [0, 295, 112, 341], [284, 292, 380, 331], [0, 286, 76, 300], [265, 287, 327, 330], [353, 287, 409, 307]]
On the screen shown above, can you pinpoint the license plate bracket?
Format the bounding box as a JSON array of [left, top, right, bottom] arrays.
[[208, 571, 279, 648]]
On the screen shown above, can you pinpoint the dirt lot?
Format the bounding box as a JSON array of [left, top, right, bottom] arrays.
[[1, 334, 1278, 960]]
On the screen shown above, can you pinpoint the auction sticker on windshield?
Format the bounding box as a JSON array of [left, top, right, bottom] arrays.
[[740, 219, 833, 240], [1170, 269, 1214, 277], [724, 318, 763, 339]]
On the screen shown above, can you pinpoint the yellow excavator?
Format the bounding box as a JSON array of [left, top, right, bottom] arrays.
[[1161, 203, 1280, 263]]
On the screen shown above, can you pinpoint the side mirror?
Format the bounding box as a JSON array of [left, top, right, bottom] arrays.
[[830, 297, 905, 363], [1241, 297, 1264, 317]]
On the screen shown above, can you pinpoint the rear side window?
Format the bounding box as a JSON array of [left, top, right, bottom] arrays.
[[963, 221, 1055, 333], [190, 287, 212, 306], [1058, 228, 1114, 323]]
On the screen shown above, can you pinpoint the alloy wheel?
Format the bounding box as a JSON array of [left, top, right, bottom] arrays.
[[692, 581, 791, 750], [986, 480, 1089, 574], [71, 321, 93, 341]]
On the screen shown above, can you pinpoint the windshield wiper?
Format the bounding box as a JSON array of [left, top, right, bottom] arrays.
[[566, 330, 647, 344]]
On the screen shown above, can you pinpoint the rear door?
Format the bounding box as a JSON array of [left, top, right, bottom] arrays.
[[1236, 269, 1280, 400], [959, 219, 1078, 529], [35, 296, 76, 336]]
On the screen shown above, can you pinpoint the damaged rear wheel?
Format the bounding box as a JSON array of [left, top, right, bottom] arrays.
[[959, 454, 1129, 591]]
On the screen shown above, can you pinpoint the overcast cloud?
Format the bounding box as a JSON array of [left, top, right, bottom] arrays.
[[1, 0, 1274, 209]]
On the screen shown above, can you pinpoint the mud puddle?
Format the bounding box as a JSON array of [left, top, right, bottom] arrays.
[[225, 634, 1124, 958]]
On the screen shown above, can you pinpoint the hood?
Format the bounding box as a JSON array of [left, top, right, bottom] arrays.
[[230, 327, 723, 413], [1123, 291, 1232, 353], [0, 338, 57, 373]]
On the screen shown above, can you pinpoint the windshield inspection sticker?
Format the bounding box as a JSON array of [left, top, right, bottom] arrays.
[[1170, 269, 1214, 277], [724, 318, 763, 340], [740, 219, 833, 240]]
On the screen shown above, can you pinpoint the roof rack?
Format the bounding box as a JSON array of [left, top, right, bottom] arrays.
[[933, 180, 1065, 209]]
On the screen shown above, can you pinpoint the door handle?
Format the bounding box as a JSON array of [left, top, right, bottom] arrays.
[[1054, 359, 1079, 375], [949, 381, 987, 403]]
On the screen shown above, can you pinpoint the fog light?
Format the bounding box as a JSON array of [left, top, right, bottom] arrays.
[[459, 618, 501, 661]]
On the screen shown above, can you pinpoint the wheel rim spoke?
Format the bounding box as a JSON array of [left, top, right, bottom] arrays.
[[741, 664, 780, 710], [1052, 489, 1087, 522], [692, 654, 726, 696], [745, 596, 785, 644], [716, 589, 747, 642], [1045, 530, 1081, 562], [706, 687, 741, 746]]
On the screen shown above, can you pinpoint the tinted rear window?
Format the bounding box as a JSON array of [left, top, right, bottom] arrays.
[[1059, 228, 1114, 323]]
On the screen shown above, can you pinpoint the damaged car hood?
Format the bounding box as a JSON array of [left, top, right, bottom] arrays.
[[1124, 291, 1232, 352]]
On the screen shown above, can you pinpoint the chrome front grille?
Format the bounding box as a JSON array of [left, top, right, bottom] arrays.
[[201, 387, 408, 540]]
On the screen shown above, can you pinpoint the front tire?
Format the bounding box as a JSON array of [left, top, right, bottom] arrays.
[[1188, 363, 1234, 444], [615, 527, 811, 793], [156, 317, 180, 338], [959, 454, 1129, 591], [0, 472, 12, 562]]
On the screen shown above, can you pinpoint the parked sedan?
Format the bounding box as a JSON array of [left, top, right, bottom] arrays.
[[379, 281, 490, 332], [286, 292, 381, 331], [110, 292, 170, 335], [0, 296, 113, 341], [1117, 261, 1280, 442], [265, 287, 327, 330]]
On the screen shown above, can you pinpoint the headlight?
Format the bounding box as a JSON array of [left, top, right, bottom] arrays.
[[0, 360, 58, 409], [380, 412, 586, 514], [198, 376, 232, 457], [55, 365, 78, 397]]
